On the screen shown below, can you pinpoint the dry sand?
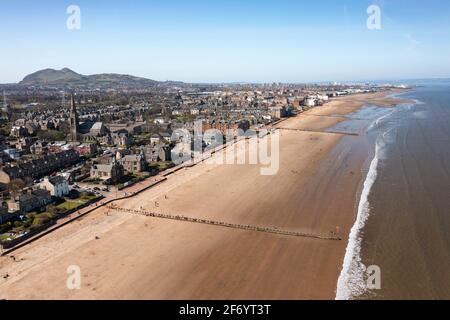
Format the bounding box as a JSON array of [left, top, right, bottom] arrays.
[[0, 91, 409, 300]]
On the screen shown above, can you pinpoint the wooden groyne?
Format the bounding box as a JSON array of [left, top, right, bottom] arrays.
[[107, 205, 342, 241], [301, 114, 371, 121], [277, 127, 359, 136]]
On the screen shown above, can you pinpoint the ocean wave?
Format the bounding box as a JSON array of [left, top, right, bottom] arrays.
[[335, 113, 393, 300], [367, 108, 396, 132]]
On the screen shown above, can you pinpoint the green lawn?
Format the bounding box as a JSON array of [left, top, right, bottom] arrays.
[[0, 194, 102, 241], [80, 193, 100, 200], [57, 195, 99, 211], [0, 233, 14, 242], [148, 161, 172, 171], [56, 200, 82, 211]]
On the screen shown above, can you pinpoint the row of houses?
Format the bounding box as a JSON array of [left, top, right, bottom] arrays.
[[90, 143, 173, 184], [31, 140, 98, 156], [0, 149, 81, 184], [201, 120, 251, 137], [7, 188, 52, 213]]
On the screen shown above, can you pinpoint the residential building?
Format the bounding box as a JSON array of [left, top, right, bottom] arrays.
[[3, 149, 21, 161], [10, 126, 28, 138], [150, 134, 160, 145], [111, 132, 133, 147], [0, 149, 80, 184], [202, 120, 250, 137], [40, 176, 69, 197], [120, 154, 146, 173], [7, 189, 52, 213], [90, 157, 124, 184], [30, 141, 45, 155], [142, 144, 171, 163], [0, 206, 16, 224], [160, 132, 172, 143], [74, 143, 98, 156]]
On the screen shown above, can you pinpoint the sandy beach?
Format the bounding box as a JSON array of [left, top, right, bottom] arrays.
[[0, 90, 409, 300]]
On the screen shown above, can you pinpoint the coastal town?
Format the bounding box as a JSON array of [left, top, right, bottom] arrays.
[[1, 0, 449, 306], [0, 70, 402, 252]]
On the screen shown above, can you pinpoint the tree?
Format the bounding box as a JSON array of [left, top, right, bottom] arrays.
[[9, 179, 26, 194], [37, 129, 66, 142], [58, 121, 71, 134], [31, 216, 49, 228], [46, 205, 59, 217]]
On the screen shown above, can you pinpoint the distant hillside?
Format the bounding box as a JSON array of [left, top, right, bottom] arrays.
[[20, 68, 83, 85], [18, 68, 177, 89]]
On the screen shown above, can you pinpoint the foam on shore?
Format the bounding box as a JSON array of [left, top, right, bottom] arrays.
[[335, 110, 392, 300]]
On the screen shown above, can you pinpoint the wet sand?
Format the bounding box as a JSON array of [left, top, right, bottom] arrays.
[[0, 91, 408, 300]]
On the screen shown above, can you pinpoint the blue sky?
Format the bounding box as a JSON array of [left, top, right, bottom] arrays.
[[1, 0, 450, 83]]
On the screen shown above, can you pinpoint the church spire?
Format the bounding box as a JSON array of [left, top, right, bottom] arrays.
[[69, 94, 79, 141], [70, 93, 76, 111]]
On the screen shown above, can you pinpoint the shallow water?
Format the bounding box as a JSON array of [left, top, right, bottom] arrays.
[[360, 84, 450, 299], [336, 83, 450, 299]]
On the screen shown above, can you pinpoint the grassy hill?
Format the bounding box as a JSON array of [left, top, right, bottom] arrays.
[[19, 68, 163, 89]]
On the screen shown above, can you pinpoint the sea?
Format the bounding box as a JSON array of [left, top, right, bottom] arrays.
[[335, 80, 450, 300]]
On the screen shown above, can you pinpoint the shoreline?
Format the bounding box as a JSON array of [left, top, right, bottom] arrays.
[[353, 85, 450, 299], [336, 90, 418, 300], [0, 90, 411, 300], [335, 117, 385, 300]]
